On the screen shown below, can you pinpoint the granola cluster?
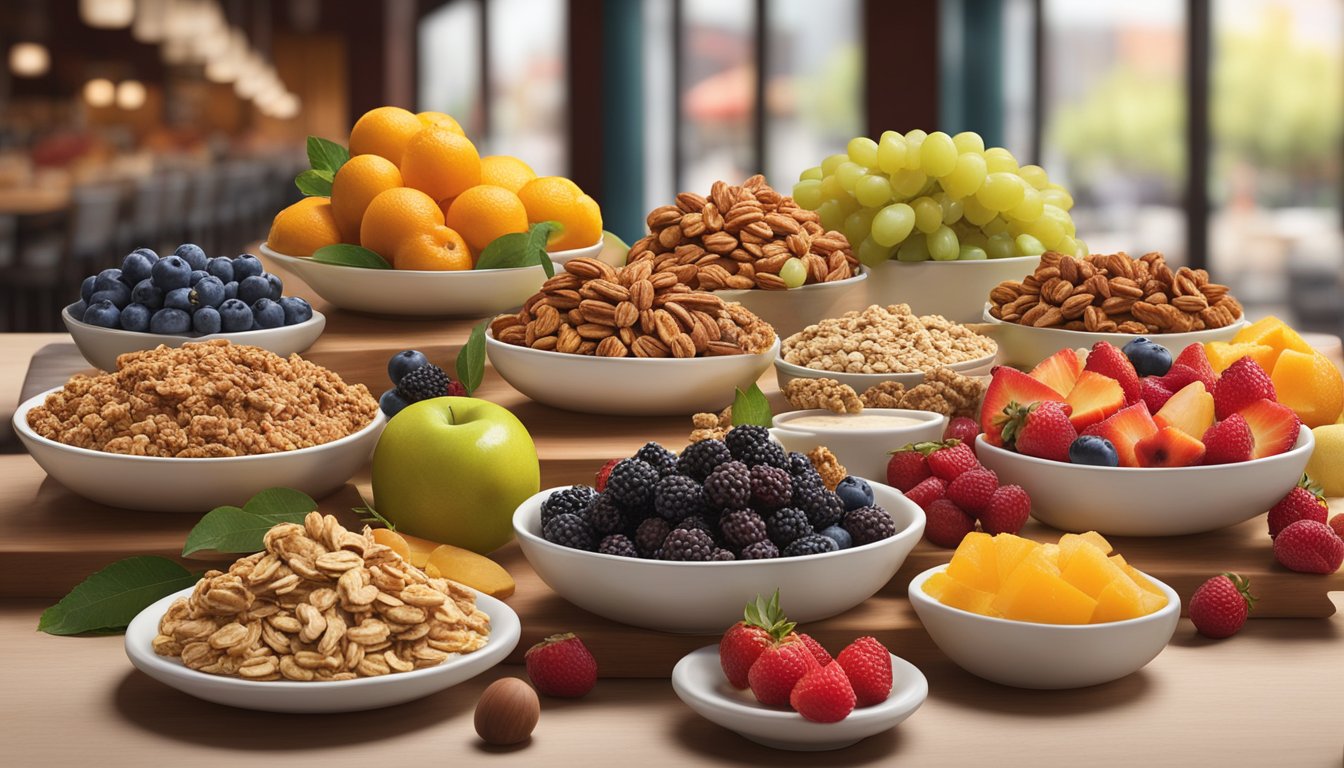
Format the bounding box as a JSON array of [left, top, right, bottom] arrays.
[[782, 304, 996, 374]]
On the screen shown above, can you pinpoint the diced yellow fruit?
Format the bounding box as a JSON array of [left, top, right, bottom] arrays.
[[1272, 349, 1344, 429], [947, 532, 999, 593], [1091, 575, 1146, 623], [1233, 315, 1286, 345], [993, 533, 1040, 585], [1154, 381, 1216, 439], [1110, 554, 1166, 597], [424, 544, 516, 598], [1038, 543, 1061, 568], [992, 547, 1060, 616], [370, 528, 412, 562], [996, 567, 1098, 625], [1060, 541, 1129, 599], [1204, 341, 1276, 374], [925, 571, 997, 615], [397, 530, 443, 568], [1139, 591, 1169, 614], [1078, 531, 1112, 555], [1057, 533, 1093, 570]]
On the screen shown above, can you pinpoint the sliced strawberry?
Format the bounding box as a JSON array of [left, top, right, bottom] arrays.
[[1139, 377, 1175, 414], [1083, 401, 1158, 468], [1029, 348, 1084, 397], [1172, 343, 1218, 389], [1238, 398, 1301, 459], [980, 366, 1065, 446], [1084, 342, 1141, 405], [1065, 370, 1126, 430], [1153, 381, 1215, 439], [1134, 425, 1207, 468]]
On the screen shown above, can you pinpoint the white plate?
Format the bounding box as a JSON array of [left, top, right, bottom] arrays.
[[774, 348, 996, 392], [671, 646, 927, 751], [124, 586, 520, 713], [715, 269, 869, 340], [863, 255, 1042, 323]]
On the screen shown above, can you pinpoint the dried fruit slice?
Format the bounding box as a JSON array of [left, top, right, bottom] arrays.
[[424, 544, 517, 598]]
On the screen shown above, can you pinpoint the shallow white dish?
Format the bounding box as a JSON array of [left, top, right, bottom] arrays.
[[260, 242, 546, 317], [864, 255, 1042, 323], [774, 349, 996, 393], [513, 481, 924, 633], [671, 645, 927, 751], [546, 237, 605, 268], [770, 408, 946, 482], [978, 304, 1248, 368], [14, 387, 385, 512], [62, 303, 326, 372], [908, 564, 1179, 689], [124, 586, 519, 713], [486, 330, 780, 415], [715, 270, 869, 340], [975, 427, 1313, 537]]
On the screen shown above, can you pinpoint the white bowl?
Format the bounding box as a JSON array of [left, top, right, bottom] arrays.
[[671, 645, 927, 751], [513, 481, 925, 633], [546, 237, 605, 268], [62, 303, 326, 372], [864, 255, 1042, 323], [975, 427, 1313, 537], [486, 330, 780, 415], [774, 349, 996, 393], [908, 564, 1180, 689], [715, 270, 870, 340], [978, 304, 1248, 368], [770, 408, 947, 482], [124, 586, 519, 713], [14, 386, 385, 512], [259, 242, 547, 317]]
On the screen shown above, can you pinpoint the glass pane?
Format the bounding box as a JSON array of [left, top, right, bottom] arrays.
[[1211, 0, 1343, 331], [681, 0, 755, 192], [643, 0, 676, 212], [486, 0, 568, 176], [417, 1, 483, 136], [1041, 0, 1186, 263]]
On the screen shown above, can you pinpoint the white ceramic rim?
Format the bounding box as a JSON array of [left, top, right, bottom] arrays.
[[979, 302, 1250, 339], [260, 242, 548, 275], [772, 408, 944, 434], [13, 385, 386, 464], [974, 426, 1312, 474], [774, 348, 997, 379], [63, 302, 326, 343], [485, 327, 781, 365], [876, 254, 1041, 268], [712, 266, 869, 299], [544, 238, 605, 259]]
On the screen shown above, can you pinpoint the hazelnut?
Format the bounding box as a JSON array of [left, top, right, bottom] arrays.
[[474, 677, 540, 746]]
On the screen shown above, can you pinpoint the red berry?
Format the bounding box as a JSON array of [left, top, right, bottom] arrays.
[[1330, 513, 1344, 541], [927, 441, 980, 481], [748, 638, 819, 707], [524, 633, 598, 697], [886, 447, 931, 492], [924, 498, 976, 548], [1139, 377, 1175, 414], [788, 657, 856, 723], [797, 633, 832, 667], [1213, 357, 1276, 421], [1273, 520, 1344, 574], [1188, 573, 1255, 639], [445, 380, 468, 397], [946, 468, 999, 515], [943, 416, 981, 451], [835, 636, 891, 707], [594, 459, 620, 493], [980, 484, 1031, 535], [1084, 341, 1141, 404], [719, 591, 796, 689], [1005, 400, 1077, 462], [903, 475, 947, 509], [1267, 481, 1327, 539], [1201, 413, 1254, 465]]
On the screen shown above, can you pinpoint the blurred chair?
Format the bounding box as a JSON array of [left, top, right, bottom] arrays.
[[185, 168, 219, 254], [157, 171, 190, 255], [121, 174, 164, 256]]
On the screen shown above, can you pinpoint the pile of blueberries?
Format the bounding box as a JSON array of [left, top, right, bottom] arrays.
[[71, 244, 313, 335]]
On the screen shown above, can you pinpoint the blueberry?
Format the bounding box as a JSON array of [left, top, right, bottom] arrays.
[[190, 276, 226, 309], [251, 298, 285, 329], [237, 275, 272, 305], [174, 243, 208, 271], [90, 281, 131, 309], [219, 299, 253, 332], [94, 268, 125, 293], [80, 275, 96, 303], [121, 251, 157, 284], [68, 300, 88, 319], [819, 524, 853, 550], [120, 303, 151, 332], [380, 388, 410, 418], [264, 272, 284, 301], [1069, 435, 1119, 467], [82, 300, 120, 328], [387, 350, 431, 386], [150, 307, 192, 335], [192, 306, 222, 335], [206, 256, 234, 284], [188, 269, 209, 286], [131, 278, 164, 310], [834, 476, 874, 511], [233, 253, 264, 281], [164, 287, 193, 312], [131, 247, 159, 261], [151, 255, 192, 291], [1122, 337, 1173, 378], [223, 281, 238, 301], [279, 296, 313, 325]]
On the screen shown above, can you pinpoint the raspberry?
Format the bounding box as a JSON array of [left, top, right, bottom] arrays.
[[946, 469, 999, 515], [903, 475, 947, 508], [395, 364, 452, 402], [605, 458, 658, 509], [1189, 573, 1255, 638], [748, 465, 793, 509], [843, 505, 897, 546], [784, 533, 839, 557], [653, 474, 707, 522], [926, 442, 980, 481], [710, 548, 736, 561], [634, 517, 670, 557], [924, 499, 975, 548], [886, 448, 932, 491], [677, 439, 732, 481], [725, 425, 788, 469], [660, 528, 715, 561], [542, 513, 596, 551], [704, 461, 751, 509], [766, 507, 812, 547], [1273, 519, 1344, 574], [597, 534, 638, 558], [583, 493, 624, 534], [594, 459, 619, 492], [798, 633, 833, 667], [445, 380, 467, 397], [719, 508, 768, 549], [635, 442, 679, 476], [980, 484, 1030, 535], [792, 481, 844, 529], [740, 539, 780, 559], [836, 636, 892, 707], [541, 485, 596, 527]]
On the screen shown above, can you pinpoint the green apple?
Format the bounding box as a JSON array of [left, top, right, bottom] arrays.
[[371, 397, 539, 554]]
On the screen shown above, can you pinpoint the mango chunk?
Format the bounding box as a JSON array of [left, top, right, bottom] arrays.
[[1060, 541, 1128, 599], [947, 532, 999, 593], [1091, 573, 1147, 623], [424, 544, 516, 598], [996, 566, 1097, 625], [924, 571, 997, 616], [993, 534, 1040, 585]]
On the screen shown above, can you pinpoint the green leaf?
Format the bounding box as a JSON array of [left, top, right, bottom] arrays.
[[731, 383, 773, 427], [38, 557, 197, 636], [307, 136, 350, 174], [525, 221, 560, 278], [295, 169, 334, 197], [355, 505, 395, 530], [244, 487, 318, 519], [311, 244, 392, 269], [182, 488, 316, 556], [475, 221, 559, 275], [456, 321, 487, 396]]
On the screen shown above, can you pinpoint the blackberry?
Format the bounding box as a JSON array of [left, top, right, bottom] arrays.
[[598, 534, 638, 558], [541, 485, 597, 527], [396, 363, 452, 403], [676, 439, 732, 481], [635, 442, 679, 476], [787, 451, 814, 477], [793, 480, 845, 529], [704, 461, 751, 509], [719, 508, 768, 550], [740, 540, 780, 560], [843, 505, 897, 545], [783, 533, 839, 557], [634, 517, 671, 557], [654, 474, 707, 522], [584, 493, 625, 535], [606, 458, 659, 509], [542, 513, 596, 551], [676, 514, 715, 539], [710, 548, 736, 561], [660, 528, 715, 561], [766, 507, 812, 547], [725, 425, 788, 469], [749, 465, 793, 509]]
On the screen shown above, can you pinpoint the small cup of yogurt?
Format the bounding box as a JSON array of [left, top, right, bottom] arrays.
[[770, 408, 947, 483]]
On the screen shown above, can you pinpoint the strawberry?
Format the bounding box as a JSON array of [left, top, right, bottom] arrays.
[[1172, 343, 1218, 389], [1084, 341, 1141, 404], [1213, 357, 1276, 421], [943, 416, 981, 450], [797, 633, 832, 667], [946, 468, 999, 515], [788, 658, 856, 723], [1273, 520, 1344, 574], [719, 591, 795, 689], [903, 475, 948, 508], [1064, 370, 1125, 429], [924, 498, 976, 548], [1001, 400, 1077, 462], [1189, 573, 1255, 639], [1201, 413, 1254, 465], [926, 441, 980, 481], [1238, 398, 1301, 459], [1083, 401, 1158, 467], [980, 484, 1031, 534], [835, 636, 892, 707], [1028, 348, 1084, 397], [1267, 476, 1327, 538], [1156, 363, 1204, 395], [1134, 425, 1206, 468], [525, 633, 598, 698], [1139, 376, 1175, 414], [980, 366, 1064, 446], [747, 636, 819, 707], [594, 459, 620, 493], [1330, 513, 1344, 541], [886, 443, 934, 491]]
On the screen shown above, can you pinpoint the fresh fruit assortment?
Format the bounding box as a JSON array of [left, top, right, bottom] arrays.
[[1188, 573, 1255, 638], [626, 174, 859, 291], [525, 632, 598, 698], [792, 129, 1081, 264], [1205, 316, 1344, 428], [71, 244, 312, 334], [923, 530, 1168, 624], [377, 348, 468, 417], [887, 440, 1031, 548]]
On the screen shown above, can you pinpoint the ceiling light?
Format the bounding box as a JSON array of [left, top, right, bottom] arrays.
[[9, 43, 50, 78], [81, 0, 134, 29], [116, 80, 147, 110], [84, 78, 116, 108], [132, 0, 169, 42]]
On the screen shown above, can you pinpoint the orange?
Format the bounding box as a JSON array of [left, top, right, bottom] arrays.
[[416, 111, 466, 136], [348, 106, 423, 165], [444, 185, 529, 254], [394, 225, 473, 271], [267, 196, 342, 257], [480, 155, 537, 193], [516, 176, 603, 251], [360, 187, 445, 265], [400, 128, 482, 203], [330, 154, 403, 243], [1270, 349, 1344, 428]]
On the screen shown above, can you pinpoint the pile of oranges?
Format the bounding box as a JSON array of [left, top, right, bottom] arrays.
[[268, 106, 603, 271]]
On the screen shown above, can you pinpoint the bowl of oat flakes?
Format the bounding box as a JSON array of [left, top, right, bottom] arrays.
[[14, 340, 384, 512]]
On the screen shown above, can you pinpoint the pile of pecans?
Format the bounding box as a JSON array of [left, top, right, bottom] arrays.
[[490, 257, 776, 358], [626, 175, 859, 291], [988, 251, 1242, 333]]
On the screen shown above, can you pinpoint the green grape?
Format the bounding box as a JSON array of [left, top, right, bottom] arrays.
[[792, 179, 823, 210], [904, 128, 928, 143], [847, 137, 879, 168], [834, 193, 860, 218], [1015, 233, 1046, 256], [912, 196, 943, 234], [961, 195, 997, 226], [799, 166, 824, 182], [902, 130, 926, 169], [1040, 184, 1073, 211], [1042, 203, 1075, 237], [940, 196, 964, 225], [819, 174, 846, 201], [1005, 186, 1043, 221], [895, 233, 930, 262], [960, 228, 989, 249], [940, 152, 987, 199], [1072, 238, 1089, 257], [981, 216, 1009, 236], [820, 153, 849, 176], [1054, 236, 1078, 257], [927, 225, 960, 261], [871, 202, 916, 247], [952, 131, 985, 154], [920, 131, 958, 177], [891, 168, 927, 198], [857, 236, 895, 267], [816, 199, 845, 232], [779, 257, 808, 289], [986, 232, 1016, 259], [975, 172, 1026, 212], [958, 244, 987, 260], [983, 147, 1018, 173], [855, 174, 893, 207], [835, 161, 866, 193], [843, 207, 877, 247], [876, 131, 908, 174], [1017, 164, 1049, 189]]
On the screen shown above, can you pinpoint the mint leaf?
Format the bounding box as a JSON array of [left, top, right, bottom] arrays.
[[295, 169, 334, 196], [182, 488, 315, 556], [731, 383, 773, 427], [311, 244, 392, 269], [456, 320, 487, 396], [38, 557, 196, 636], [306, 136, 350, 174]]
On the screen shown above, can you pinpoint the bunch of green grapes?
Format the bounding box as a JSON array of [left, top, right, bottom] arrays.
[[792, 130, 1084, 266]]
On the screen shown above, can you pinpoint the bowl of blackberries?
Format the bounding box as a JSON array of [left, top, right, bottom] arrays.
[[512, 425, 926, 633], [63, 244, 325, 371]]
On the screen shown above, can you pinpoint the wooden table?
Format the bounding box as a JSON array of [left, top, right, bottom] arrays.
[[3, 284, 1343, 765]]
